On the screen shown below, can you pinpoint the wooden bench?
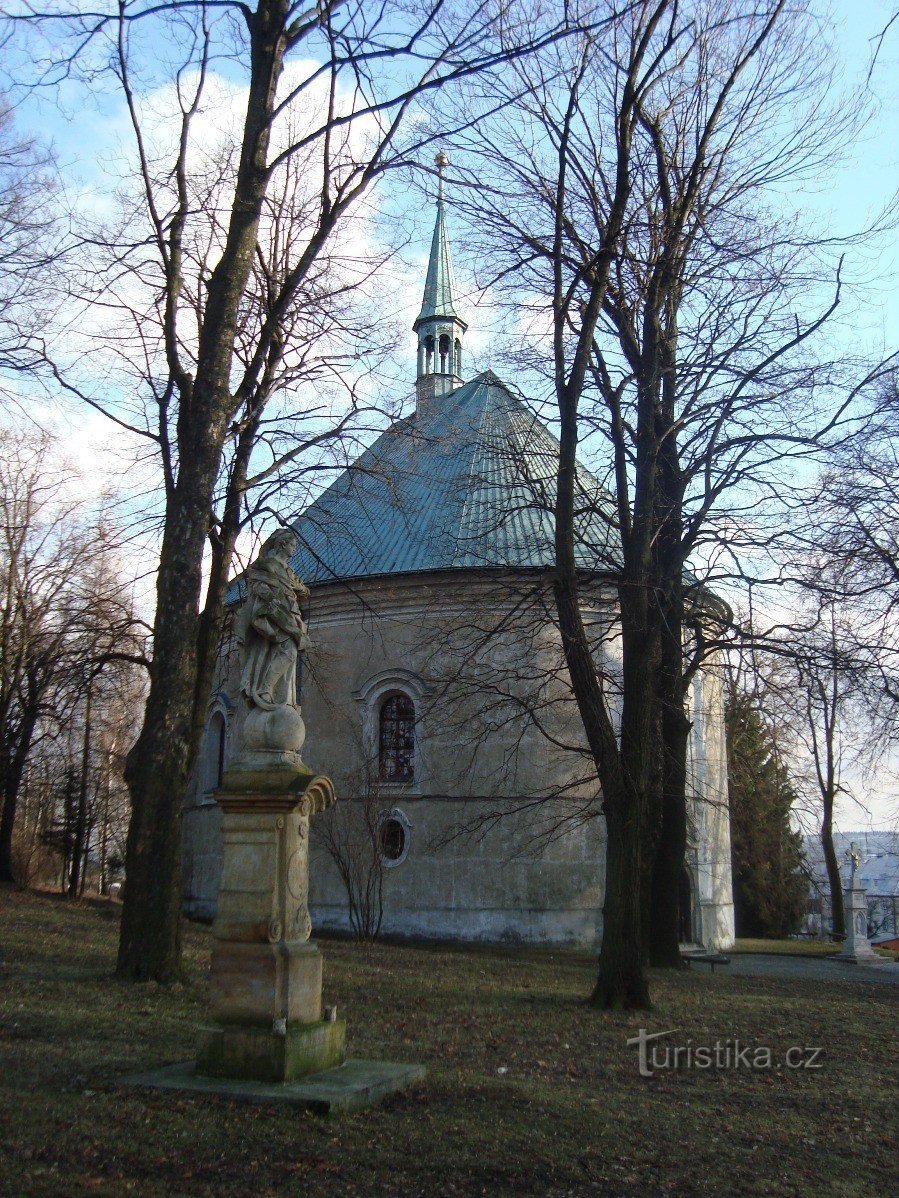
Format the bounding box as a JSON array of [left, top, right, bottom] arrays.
[[682, 952, 731, 973]]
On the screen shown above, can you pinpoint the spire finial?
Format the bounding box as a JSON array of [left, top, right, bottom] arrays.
[[435, 150, 448, 201]]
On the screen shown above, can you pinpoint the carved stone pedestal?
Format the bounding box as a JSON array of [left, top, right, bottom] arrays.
[[122, 538, 426, 1111], [195, 768, 343, 1083], [835, 887, 878, 962]]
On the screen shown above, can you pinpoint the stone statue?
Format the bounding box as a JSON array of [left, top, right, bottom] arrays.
[[848, 841, 861, 890], [237, 528, 310, 711], [233, 529, 310, 761]]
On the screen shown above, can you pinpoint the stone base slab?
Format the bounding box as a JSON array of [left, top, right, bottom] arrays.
[[122, 1058, 427, 1114], [197, 1019, 345, 1084], [833, 948, 881, 963]]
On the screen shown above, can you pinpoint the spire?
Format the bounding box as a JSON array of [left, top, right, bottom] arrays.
[[414, 152, 467, 409], [415, 152, 461, 327]]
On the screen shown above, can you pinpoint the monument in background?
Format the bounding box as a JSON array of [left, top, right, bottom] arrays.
[[835, 842, 879, 964]]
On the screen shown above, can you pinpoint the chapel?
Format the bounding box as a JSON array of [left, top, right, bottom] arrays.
[[182, 162, 735, 952]]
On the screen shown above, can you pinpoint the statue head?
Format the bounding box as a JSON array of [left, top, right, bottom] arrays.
[[260, 528, 297, 562]]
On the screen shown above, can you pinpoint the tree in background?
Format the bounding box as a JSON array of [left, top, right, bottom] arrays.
[[813, 374, 899, 763], [0, 428, 147, 887], [0, 98, 59, 393], [726, 689, 806, 938]]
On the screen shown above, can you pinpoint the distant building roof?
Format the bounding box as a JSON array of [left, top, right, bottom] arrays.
[[287, 370, 619, 587]]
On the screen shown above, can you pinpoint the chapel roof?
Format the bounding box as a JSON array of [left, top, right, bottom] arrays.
[[287, 370, 619, 587]]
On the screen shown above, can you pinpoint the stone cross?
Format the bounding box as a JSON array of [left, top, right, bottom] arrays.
[[847, 841, 861, 890]]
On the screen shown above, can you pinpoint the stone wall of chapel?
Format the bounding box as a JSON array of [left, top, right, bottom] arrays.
[[181, 570, 734, 951]]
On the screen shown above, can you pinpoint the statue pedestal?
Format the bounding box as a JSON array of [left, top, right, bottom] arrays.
[[196, 768, 345, 1083], [121, 543, 427, 1111], [123, 757, 428, 1109], [835, 887, 878, 962]]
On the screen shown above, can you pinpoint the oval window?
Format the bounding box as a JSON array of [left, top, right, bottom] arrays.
[[379, 818, 406, 863]]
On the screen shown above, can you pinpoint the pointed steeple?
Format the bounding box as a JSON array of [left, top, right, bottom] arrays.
[[414, 152, 467, 409]]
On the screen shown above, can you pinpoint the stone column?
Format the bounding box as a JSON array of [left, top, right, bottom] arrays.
[[196, 769, 344, 1083]]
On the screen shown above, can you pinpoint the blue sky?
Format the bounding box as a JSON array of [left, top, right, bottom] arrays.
[[12, 2, 897, 364]]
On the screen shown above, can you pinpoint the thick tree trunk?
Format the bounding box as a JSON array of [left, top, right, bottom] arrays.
[[0, 706, 39, 883], [0, 776, 16, 884], [821, 800, 845, 941], [117, 450, 221, 981], [554, 395, 652, 1010], [649, 663, 690, 964], [593, 786, 648, 1008], [646, 316, 689, 967], [648, 561, 690, 966], [591, 598, 654, 1009], [116, 1, 289, 981]]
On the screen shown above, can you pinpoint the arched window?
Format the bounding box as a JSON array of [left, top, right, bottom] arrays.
[[379, 693, 415, 783], [438, 333, 450, 373], [454, 338, 462, 376], [205, 711, 227, 792], [425, 335, 434, 373]]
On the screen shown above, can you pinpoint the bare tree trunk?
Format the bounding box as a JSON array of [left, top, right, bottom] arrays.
[[118, 449, 222, 979], [117, 2, 288, 981], [649, 375, 690, 965], [590, 600, 655, 1009], [555, 394, 652, 1010], [0, 705, 39, 883], [68, 681, 93, 899], [649, 588, 690, 964], [821, 797, 845, 941]]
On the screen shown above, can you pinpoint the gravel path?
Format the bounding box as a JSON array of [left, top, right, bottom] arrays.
[[721, 952, 899, 987]]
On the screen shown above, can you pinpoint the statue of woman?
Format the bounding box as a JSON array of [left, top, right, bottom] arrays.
[[236, 529, 310, 712]]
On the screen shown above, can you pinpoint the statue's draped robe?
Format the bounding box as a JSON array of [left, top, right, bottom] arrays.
[[237, 556, 309, 711]]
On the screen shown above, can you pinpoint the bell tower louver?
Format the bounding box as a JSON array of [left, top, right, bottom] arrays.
[[414, 152, 467, 408]]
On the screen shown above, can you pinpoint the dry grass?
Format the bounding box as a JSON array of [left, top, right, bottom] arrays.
[[0, 888, 894, 1198], [732, 938, 841, 956]]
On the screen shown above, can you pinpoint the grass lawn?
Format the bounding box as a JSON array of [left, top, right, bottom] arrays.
[[732, 939, 841, 956], [733, 938, 899, 962], [1, 890, 894, 1198]]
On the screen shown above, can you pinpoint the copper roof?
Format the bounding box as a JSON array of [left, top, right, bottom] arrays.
[[288, 371, 618, 586]]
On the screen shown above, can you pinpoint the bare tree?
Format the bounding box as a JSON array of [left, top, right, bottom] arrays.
[[442, 0, 880, 1004], [0, 98, 59, 392], [0, 430, 89, 883], [0, 430, 147, 884], [314, 777, 389, 943], [812, 376, 899, 754], [725, 606, 861, 943]]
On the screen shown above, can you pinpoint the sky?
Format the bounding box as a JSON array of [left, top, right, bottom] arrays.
[[4, 1, 898, 831]]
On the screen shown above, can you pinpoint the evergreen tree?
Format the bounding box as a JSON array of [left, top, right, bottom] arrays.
[[726, 693, 807, 938]]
